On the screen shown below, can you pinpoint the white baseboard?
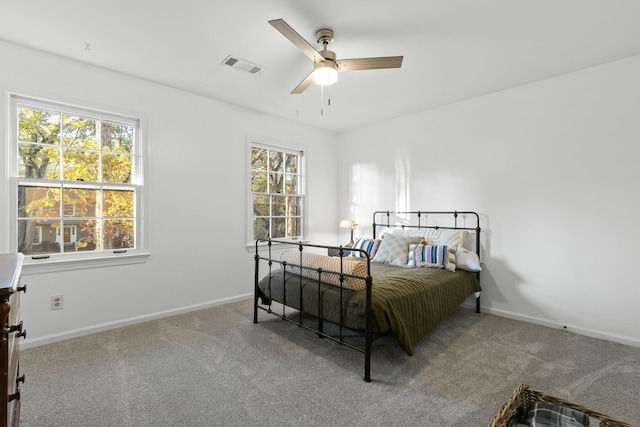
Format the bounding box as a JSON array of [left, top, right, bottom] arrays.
[[462, 301, 640, 349], [21, 293, 254, 350], [24, 295, 640, 351]]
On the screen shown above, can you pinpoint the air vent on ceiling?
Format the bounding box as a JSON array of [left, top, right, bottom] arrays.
[[222, 55, 264, 75]]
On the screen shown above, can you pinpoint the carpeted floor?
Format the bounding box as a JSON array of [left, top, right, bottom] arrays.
[[19, 299, 640, 426]]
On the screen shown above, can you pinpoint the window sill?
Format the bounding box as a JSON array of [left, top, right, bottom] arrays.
[[21, 252, 151, 275]]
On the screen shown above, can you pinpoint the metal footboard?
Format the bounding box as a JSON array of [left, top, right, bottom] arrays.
[[254, 239, 374, 382]]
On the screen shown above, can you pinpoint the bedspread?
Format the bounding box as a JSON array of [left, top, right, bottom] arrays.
[[257, 262, 481, 355]]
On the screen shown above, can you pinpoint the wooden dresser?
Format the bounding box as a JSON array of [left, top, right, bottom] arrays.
[[0, 254, 26, 427]]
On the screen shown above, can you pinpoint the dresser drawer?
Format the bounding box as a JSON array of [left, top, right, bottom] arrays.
[[0, 254, 25, 427], [7, 291, 21, 392]]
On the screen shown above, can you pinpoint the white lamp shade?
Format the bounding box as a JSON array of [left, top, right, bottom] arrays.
[[339, 220, 358, 229], [313, 63, 338, 85]]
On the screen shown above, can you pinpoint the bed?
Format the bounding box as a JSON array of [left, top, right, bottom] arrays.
[[253, 210, 483, 382]]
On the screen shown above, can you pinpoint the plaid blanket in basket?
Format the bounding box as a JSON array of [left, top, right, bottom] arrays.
[[508, 402, 589, 427]]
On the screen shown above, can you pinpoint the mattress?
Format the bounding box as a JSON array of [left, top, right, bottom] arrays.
[[256, 261, 481, 355]]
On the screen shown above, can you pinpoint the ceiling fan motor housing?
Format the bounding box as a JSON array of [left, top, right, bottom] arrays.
[[319, 49, 337, 62], [314, 57, 338, 72]]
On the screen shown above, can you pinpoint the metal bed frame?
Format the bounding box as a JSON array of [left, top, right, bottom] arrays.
[[253, 210, 482, 382]]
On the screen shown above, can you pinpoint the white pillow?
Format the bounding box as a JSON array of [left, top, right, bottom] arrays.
[[455, 247, 482, 272], [424, 228, 469, 250], [372, 234, 424, 266]]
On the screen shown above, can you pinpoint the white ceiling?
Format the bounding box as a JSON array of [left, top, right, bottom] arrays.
[[2, 0, 639, 133]]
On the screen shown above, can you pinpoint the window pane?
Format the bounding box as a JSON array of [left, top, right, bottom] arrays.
[[62, 115, 98, 149], [254, 218, 269, 240], [62, 148, 99, 181], [285, 153, 298, 173], [18, 143, 61, 179], [251, 171, 267, 192], [63, 188, 97, 217], [271, 195, 286, 216], [18, 186, 60, 218], [73, 220, 99, 252], [272, 218, 286, 239], [102, 153, 132, 183], [60, 224, 79, 252], [269, 150, 283, 172], [253, 195, 269, 216], [18, 107, 60, 144], [103, 189, 134, 217], [284, 173, 298, 194], [269, 172, 283, 193], [288, 218, 301, 237], [251, 147, 267, 170], [287, 196, 301, 216], [18, 219, 61, 255], [101, 122, 133, 154], [103, 220, 134, 249]]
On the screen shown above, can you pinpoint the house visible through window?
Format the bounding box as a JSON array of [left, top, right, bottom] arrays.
[[250, 143, 304, 241], [32, 226, 42, 245], [10, 95, 143, 260]]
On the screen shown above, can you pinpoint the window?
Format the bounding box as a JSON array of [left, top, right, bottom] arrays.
[[250, 142, 304, 242], [6, 95, 146, 266]]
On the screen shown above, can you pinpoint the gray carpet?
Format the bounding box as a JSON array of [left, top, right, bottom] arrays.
[[19, 299, 640, 426]]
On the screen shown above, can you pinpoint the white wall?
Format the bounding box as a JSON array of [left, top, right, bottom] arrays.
[[338, 55, 640, 347], [0, 40, 339, 347], [4, 37, 639, 350]]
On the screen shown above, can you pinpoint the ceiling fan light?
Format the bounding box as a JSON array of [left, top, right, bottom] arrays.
[[313, 63, 338, 86]]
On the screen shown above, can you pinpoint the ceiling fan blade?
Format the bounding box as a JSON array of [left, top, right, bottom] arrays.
[[269, 19, 324, 62], [291, 72, 314, 94], [338, 56, 403, 72]]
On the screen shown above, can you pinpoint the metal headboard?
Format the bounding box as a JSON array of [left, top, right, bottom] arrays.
[[372, 210, 481, 260]]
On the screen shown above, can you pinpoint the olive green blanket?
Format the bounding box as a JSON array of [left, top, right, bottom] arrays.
[[257, 262, 481, 355]]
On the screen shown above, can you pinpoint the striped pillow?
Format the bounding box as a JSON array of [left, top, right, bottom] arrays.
[[414, 244, 456, 272], [350, 238, 381, 259], [407, 243, 420, 267]]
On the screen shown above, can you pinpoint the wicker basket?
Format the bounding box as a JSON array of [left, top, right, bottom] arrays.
[[488, 384, 633, 427]]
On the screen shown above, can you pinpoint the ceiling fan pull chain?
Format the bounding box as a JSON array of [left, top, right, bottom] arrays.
[[321, 84, 324, 115]]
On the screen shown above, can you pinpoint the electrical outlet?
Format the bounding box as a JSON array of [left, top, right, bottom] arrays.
[[50, 295, 64, 310]]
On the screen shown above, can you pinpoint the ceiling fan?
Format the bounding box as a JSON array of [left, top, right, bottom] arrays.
[[269, 18, 403, 94]]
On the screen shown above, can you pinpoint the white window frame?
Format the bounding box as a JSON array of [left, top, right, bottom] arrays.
[[2, 94, 150, 273], [248, 137, 306, 247]]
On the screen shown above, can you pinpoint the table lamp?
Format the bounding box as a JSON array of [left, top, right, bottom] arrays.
[[339, 220, 358, 246]]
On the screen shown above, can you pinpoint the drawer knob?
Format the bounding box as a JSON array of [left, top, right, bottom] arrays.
[[8, 391, 20, 402], [17, 329, 26, 340], [17, 375, 25, 385], [9, 321, 23, 334], [17, 284, 27, 294]]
